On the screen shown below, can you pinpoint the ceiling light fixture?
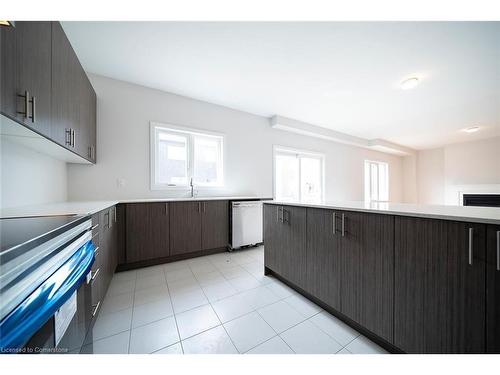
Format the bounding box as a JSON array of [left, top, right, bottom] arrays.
[[463, 126, 480, 133], [400, 77, 420, 90]]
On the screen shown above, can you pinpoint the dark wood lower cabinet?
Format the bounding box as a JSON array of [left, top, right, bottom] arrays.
[[394, 216, 486, 353], [265, 203, 494, 354], [486, 225, 500, 353], [170, 201, 202, 256], [202, 200, 229, 250], [264, 205, 307, 289], [305, 207, 341, 310], [394, 217, 449, 353], [340, 211, 394, 343], [125, 202, 170, 263]]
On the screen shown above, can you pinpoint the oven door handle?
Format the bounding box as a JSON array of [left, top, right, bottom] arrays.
[[0, 240, 95, 351]]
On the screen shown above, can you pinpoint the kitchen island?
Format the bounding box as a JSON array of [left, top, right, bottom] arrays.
[[263, 201, 500, 354]]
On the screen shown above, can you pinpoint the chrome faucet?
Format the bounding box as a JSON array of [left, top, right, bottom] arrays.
[[190, 177, 195, 198]]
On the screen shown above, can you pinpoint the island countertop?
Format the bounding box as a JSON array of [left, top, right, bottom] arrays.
[[264, 200, 500, 225]]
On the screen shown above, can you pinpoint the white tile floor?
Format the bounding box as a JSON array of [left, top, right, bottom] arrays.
[[82, 246, 388, 354]]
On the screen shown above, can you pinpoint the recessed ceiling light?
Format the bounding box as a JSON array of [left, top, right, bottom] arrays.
[[463, 126, 480, 133], [400, 77, 420, 90]]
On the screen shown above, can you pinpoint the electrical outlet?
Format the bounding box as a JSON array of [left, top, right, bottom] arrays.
[[117, 178, 125, 188]]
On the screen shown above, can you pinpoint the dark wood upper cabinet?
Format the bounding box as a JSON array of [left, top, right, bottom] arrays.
[[126, 203, 170, 263], [169, 201, 202, 256], [1, 21, 96, 163], [1, 22, 52, 137], [395, 216, 486, 353], [1, 25, 17, 120], [264, 205, 307, 289], [201, 200, 228, 250], [340, 210, 394, 343], [51, 21, 81, 149], [305, 207, 341, 310], [486, 224, 500, 353]]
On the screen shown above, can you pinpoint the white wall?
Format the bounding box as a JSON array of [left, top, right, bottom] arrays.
[[0, 138, 68, 209], [67, 74, 404, 202], [416, 136, 500, 205]]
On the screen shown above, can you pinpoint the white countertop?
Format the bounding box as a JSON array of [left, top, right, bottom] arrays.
[[0, 196, 271, 219], [265, 200, 500, 225]]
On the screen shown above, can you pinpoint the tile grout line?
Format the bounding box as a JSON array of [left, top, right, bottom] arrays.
[[127, 269, 138, 353], [195, 265, 241, 354], [163, 267, 185, 354]]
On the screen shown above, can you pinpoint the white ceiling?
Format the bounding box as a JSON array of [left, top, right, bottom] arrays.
[[62, 22, 500, 150]]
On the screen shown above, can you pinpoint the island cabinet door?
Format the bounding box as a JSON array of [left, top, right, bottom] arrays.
[[395, 217, 486, 353], [126, 203, 170, 263], [446, 221, 486, 353], [264, 204, 307, 289], [305, 207, 341, 310], [340, 211, 394, 343], [486, 225, 500, 353]]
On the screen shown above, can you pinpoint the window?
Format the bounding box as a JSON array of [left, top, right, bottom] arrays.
[[151, 123, 224, 189], [364, 160, 389, 202], [273, 146, 324, 203]]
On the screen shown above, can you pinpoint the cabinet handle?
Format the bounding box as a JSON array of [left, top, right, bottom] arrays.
[[276, 207, 280, 223], [91, 223, 99, 231], [92, 301, 101, 317], [279, 207, 284, 223], [203, 202, 206, 213], [65, 129, 72, 146], [91, 268, 100, 284], [496, 231, 500, 271], [17, 90, 29, 119], [114, 207, 117, 223], [30, 95, 35, 122], [72, 129, 76, 147], [341, 213, 345, 237], [165, 203, 168, 215], [332, 212, 336, 235], [468, 227, 474, 265], [284, 209, 290, 224]]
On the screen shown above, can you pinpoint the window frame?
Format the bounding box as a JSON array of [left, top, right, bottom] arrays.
[[272, 145, 325, 203], [150, 122, 225, 190], [364, 159, 389, 202]]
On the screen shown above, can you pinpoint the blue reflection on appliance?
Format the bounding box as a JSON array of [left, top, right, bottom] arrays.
[[0, 240, 95, 351]]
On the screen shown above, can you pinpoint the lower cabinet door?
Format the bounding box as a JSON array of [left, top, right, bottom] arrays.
[[305, 208, 341, 310], [341, 211, 394, 343], [125, 203, 170, 263], [394, 217, 486, 353], [169, 201, 202, 256], [201, 200, 228, 250], [486, 225, 500, 353], [279, 205, 307, 289], [446, 221, 486, 353], [263, 204, 284, 275]]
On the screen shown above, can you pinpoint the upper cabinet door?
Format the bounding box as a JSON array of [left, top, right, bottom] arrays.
[[201, 200, 228, 250], [169, 202, 202, 256], [486, 224, 500, 353], [51, 21, 81, 149], [78, 70, 96, 161], [1, 22, 52, 136]]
